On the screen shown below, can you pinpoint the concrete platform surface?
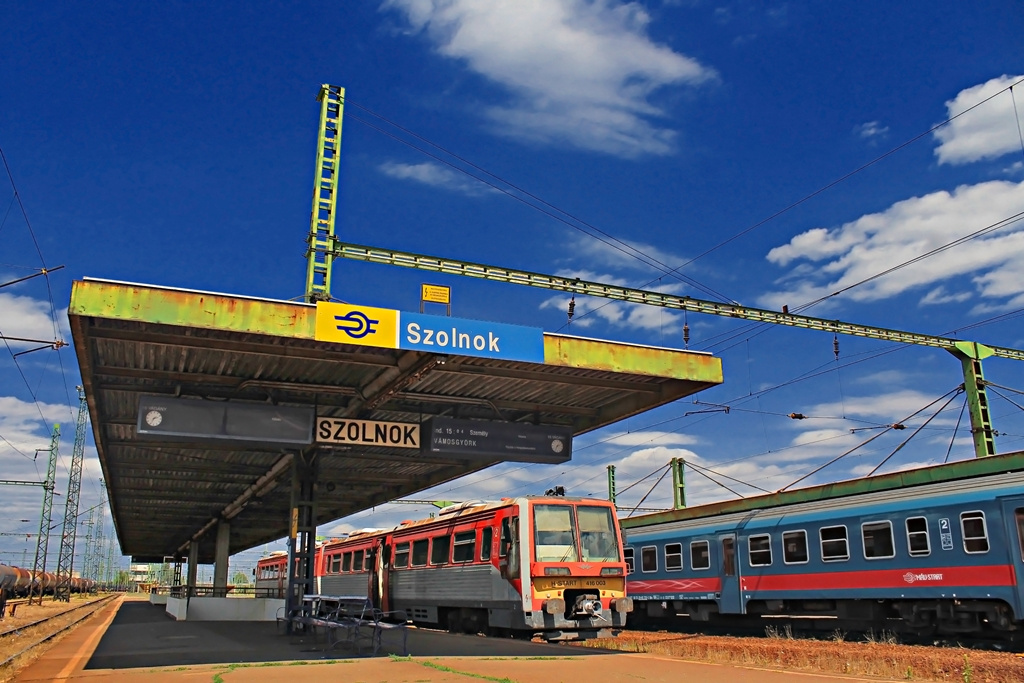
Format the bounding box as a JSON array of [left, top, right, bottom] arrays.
[[14, 596, 888, 683]]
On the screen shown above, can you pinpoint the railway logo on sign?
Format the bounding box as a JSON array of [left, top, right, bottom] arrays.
[[316, 417, 420, 449], [315, 302, 545, 363]]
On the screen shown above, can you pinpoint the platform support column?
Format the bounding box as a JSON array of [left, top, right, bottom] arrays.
[[187, 542, 198, 598], [285, 451, 318, 632], [213, 520, 230, 597], [607, 465, 616, 506]]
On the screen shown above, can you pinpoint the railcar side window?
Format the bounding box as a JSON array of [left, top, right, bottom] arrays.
[[481, 527, 493, 562], [862, 521, 895, 559], [499, 519, 510, 557], [641, 545, 658, 573], [748, 534, 772, 567], [342, 552, 352, 572], [329, 554, 342, 574], [431, 535, 452, 565], [353, 549, 365, 571], [394, 542, 410, 568], [906, 517, 930, 557], [960, 511, 989, 553], [665, 543, 683, 571], [820, 526, 849, 562], [624, 547, 635, 574], [691, 540, 710, 570], [411, 539, 429, 566], [783, 530, 808, 564], [453, 531, 476, 562]]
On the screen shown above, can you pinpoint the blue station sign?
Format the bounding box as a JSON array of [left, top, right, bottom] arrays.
[[315, 302, 545, 363]]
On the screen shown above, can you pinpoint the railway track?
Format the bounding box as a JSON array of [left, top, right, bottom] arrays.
[[0, 594, 117, 674]]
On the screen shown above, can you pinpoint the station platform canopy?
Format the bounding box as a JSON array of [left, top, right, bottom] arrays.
[[69, 279, 723, 563]]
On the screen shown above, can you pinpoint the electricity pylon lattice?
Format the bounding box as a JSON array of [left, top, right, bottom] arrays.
[[29, 425, 59, 605], [304, 84, 345, 303], [54, 389, 88, 601]]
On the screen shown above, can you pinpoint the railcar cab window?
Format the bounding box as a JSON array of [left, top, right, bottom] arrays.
[[691, 540, 710, 570], [748, 534, 772, 567], [640, 546, 657, 573], [862, 521, 895, 559], [665, 543, 683, 571], [431, 535, 452, 565], [534, 504, 578, 562], [820, 526, 849, 562], [342, 552, 352, 572], [481, 527, 493, 561], [624, 547, 635, 574], [453, 531, 476, 562], [394, 542, 410, 568], [578, 505, 620, 562], [960, 511, 989, 553], [906, 517, 931, 557], [411, 539, 429, 566], [783, 530, 808, 564]]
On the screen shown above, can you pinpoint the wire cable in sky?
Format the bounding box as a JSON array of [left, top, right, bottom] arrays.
[[344, 107, 736, 304]]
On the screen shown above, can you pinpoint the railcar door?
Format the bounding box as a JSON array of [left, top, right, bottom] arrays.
[[999, 498, 1024, 618], [718, 533, 743, 614]]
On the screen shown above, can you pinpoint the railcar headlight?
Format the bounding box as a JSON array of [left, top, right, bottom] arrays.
[[600, 567, 623, 576], [544, 567, 571, 576]]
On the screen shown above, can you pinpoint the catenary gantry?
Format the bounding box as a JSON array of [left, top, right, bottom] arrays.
[[68, 278, 722, 564]]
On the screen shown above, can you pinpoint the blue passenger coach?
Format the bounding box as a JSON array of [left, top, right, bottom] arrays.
[[621, 452, 1024, 635]]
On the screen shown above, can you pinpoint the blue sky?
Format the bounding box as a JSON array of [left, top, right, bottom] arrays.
[[2, 1, 1023, 568]]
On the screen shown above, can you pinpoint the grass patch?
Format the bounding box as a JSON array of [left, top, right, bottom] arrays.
[[413, 659, 516, 683]]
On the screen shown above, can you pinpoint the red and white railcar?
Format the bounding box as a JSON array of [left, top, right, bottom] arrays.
[[312, 495, 631, 640]]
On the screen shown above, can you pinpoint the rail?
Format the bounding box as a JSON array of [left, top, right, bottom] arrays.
[[0, 594, 117, 671]]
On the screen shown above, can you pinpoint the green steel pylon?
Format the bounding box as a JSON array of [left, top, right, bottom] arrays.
[[29, 425, 59, 605], [54, 389, 88, 602], [304, 84, 345, 303]]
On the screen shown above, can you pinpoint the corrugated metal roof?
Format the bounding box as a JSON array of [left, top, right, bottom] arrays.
[[69, 279, 723, 562]]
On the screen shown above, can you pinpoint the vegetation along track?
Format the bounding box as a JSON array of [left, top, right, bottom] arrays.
[[0, 594, 117, 676]]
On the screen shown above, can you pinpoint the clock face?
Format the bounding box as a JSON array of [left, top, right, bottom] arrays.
[[551, 439, 564, 454], [145, 410, 163, 427]]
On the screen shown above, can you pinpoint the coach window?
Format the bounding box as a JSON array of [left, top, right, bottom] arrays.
[[481, 527, 493, 561], [394, 542, 410, 568], [431, 535, 452, 565], [341, 552, 352, 572], [1016, 510, 1024, 562], [691, 540, 710, 570], [862, 521, 895, 559], [749, 534, 772, 567], [820, 526, 849, 562], [624, 547, 635, 574], [641, 546, 658, 573], [453, 531, 476, 563], [411, 539, 429, 566], [961, 511, 989, 553], [906, 517, 930, 557], [329, 553, 342, 574], [782, 530, 808, 564], [665, 543, 683, 571], [353, 549, 365, 571]]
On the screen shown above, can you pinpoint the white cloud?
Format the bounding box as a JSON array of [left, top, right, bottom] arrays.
[[760, 179, 1024, 310], [0, 293, 68, 350], [856, 120, 889, 140], [934, 74, 1024, 165], [378, 161, 495, 196], [383, 0, 717, 157]]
